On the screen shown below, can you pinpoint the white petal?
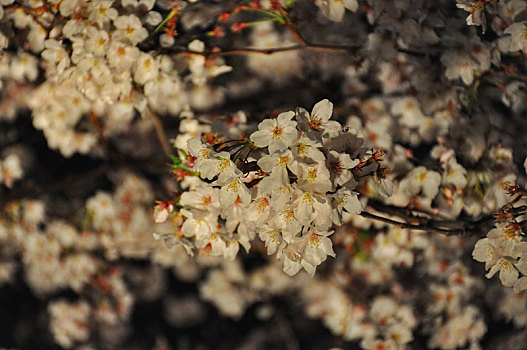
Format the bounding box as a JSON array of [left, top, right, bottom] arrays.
[[301, 260, 316, 277], [277, 111, 295, 123], [312, 99, 333, 122], [513, 277, 527, 293], [250, 130, 271, 148], [499, 261, 519, 287], [283, 257, 302, 276]]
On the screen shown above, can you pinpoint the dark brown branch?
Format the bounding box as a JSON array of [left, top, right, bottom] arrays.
[[170, 42, 360, 58], [145, 108, 172, 160], [360, 199, 498, 236]]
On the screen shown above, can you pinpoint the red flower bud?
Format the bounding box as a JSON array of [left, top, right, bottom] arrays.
[[231, 22, 249, 33], [218, 12, 230, 22], [208, 27, 225, 38]]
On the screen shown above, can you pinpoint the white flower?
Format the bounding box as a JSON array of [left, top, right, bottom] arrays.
[[41, 39, 71, 74], [498, 0, 527, 22], [187, 137, 214, 170], [401, 166, 441, 199], [23, 200, 46, 225], [326, 150, 359, 189], [10, 52, 39, 82], [112, 15, 148, 45], [48, 300, 91, 348], [486, 258, 519, 287], [296, 99, 341, 139], [387, 323, 414, 345], [86, 191, 115, 230], [443, 158, 467, 189], [328, 132, 365, 159], [198, 151, 242, 186], [293, 190, 332, 230], [457, 0, 486, 30], [257, 149, 298, 186], [180, 209, 216, 248], [153, 201, 174, 223], [271, 208, 302, 243], [361, 338, 397, 350], [145, 11, 163, 26], [59, 0, 83, 17], [331, 188, 362, 217], [219, 178, 251, 208], [107, 40, 140, 73], [0, 154, 23, 188], [391, 97, 424, 128], [441, 39, 490, 85], [221, 191, 247, 232], [84, 27, 109, 56], [472, 238, 499, 270], [315, 0, 358, 22], [258, 175, 294, 212], [487, 224, 522, 258], [222, 240, 240, 261], [134, 52, 159, 85], [250, 111, 298, 154], [257, 224, 283, 255], [88, 0, 118, 27], [303, 229, 336, 267], [246, 195, 272, 228], [498, 22, 527, 53], [121, 0, 156, 10], [292, 135, 325, 162], [180, 184, 220, 214], [277, 239, 317, 276], [27, 24, 47, 52], [62, 18, 86, 38], [297, 161, 332, 194]]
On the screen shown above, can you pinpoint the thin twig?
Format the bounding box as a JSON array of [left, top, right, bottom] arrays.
[[360, 199, 497, 236], [170, 43, 359, 58], [359, 211, 471, 236], [145, 108, 172, 159]]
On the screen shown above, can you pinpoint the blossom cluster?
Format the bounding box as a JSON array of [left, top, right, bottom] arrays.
[[155, 99, 380, 277], [473, 185, 527, 292], [1, 0, 231, 157]]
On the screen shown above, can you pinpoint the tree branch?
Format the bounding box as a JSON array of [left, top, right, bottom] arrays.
[[145, 108, 172, 160], [360, 199, 498, 236], [170, 42, 360, 58]]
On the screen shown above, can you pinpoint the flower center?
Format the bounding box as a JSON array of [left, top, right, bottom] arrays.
[[278, 156, 289, 167], [331, 161, 344, 174], [309, 117, 322, 130], [296, 142, 308, 157], [307, 169, 317, 182], [256, 197, 269, 212], [308, 234, 320, 248], [272, 126, 283, 137], [201, 196, 211, 207]]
